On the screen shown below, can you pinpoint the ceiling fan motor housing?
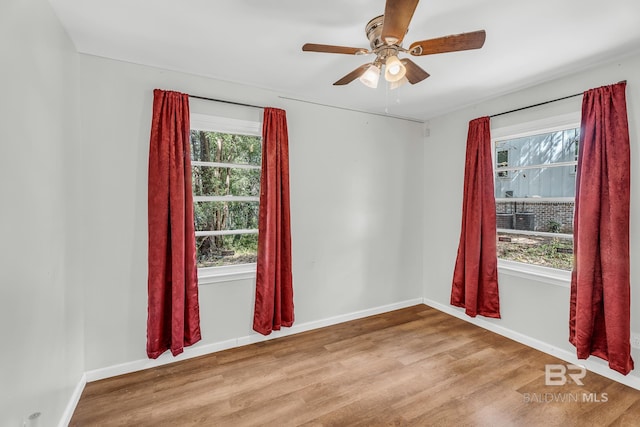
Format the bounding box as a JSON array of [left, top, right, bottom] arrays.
[[366, 15, 405, 66], [365, 15, 386, 50]]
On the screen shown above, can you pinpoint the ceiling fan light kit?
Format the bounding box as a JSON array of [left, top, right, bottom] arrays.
[[360, 64, 381, 88], [389, 76, 409, 90], [385, 55, 406, 82], [302, 0, 486, 89]]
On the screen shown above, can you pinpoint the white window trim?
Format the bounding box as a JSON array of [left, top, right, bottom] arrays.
[[493, 112, 580, 286], [190, 112, 262, 284], [196, 229, 258, 237], [198, 263, 257, 285], [494, 160, 577, 173], [192, 160, 261, 170], [496, 197, 574, 203], [193, 196, 260, 203], [498, 259, 571, 287], [497, 228, 573, 240]]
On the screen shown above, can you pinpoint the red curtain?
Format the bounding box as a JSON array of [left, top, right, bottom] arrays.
[[253, 108, 294, 335], [569, 82, 634, 375], [147, 89, 201, 358], [451, 116, 501, 318]]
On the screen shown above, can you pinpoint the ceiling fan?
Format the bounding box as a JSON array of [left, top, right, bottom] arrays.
[[302, 0, 486, 89]]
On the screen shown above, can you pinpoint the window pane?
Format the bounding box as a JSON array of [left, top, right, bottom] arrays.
[[494, 125, 578, 271], [190, 124, 261, 270], [495, 128, 579, 168], [194, 201, 259, 232], [190, 130, 261, 166], [497, 233, 573, 271], [192, 166, 260, 197], [196, 233, 258, 268], [496, 201, 574, 233], [495, 165, 577, 198]]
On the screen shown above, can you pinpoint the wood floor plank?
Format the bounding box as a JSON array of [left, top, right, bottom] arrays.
[[70, 305, 640, 426]]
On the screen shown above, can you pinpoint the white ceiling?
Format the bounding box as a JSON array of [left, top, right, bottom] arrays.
[[49, 0, 640, 121]]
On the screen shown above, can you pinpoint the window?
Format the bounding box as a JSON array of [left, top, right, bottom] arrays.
[[190, 114, 262, 281], [494, 124, 580, 272]]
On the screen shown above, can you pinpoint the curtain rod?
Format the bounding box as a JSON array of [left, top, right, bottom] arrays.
[[490, 92, 582, 118], [188, 94, 264, 109], [490, 80, 627, 118]]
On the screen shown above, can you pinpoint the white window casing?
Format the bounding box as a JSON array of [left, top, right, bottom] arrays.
[[190, 113, 262, 284], [492, 112, 580, 286]]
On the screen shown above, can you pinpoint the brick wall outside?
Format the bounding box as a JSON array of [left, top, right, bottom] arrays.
[[496, 201, 574, 233]]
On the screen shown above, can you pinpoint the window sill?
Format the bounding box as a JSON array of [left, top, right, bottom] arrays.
[[498, 259, 571, 288], [198, 263, 257, 285]]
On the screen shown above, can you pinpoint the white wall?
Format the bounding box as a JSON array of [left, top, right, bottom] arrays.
[[0, 0, 84, 425], [78, 54, 424, 372], [424, 51, 640, 383]]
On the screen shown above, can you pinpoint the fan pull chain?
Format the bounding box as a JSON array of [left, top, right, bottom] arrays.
[[385, 81, 389, 114]]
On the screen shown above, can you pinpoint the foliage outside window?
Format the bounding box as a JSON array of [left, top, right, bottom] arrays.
[[190, 125, 261, 269], [494, 127, 579, 271]]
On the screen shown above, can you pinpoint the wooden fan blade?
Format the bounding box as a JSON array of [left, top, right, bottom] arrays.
[[333, 63, 373, 85], [381, 0, 419, 45], [401, 58, 430, 84], [409, 30, 486, 56], [302, 43, 369, 55]]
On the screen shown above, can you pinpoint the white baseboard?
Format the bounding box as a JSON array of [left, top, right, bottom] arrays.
[[73, 296, 639, 426], [58, 373, 86, 427], [84, 337, 241, 382], [423, 298, 640, 391], [85, 298, 424, 383]]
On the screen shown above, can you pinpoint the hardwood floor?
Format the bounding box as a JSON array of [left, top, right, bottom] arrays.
[[70, 305, 640, 426]]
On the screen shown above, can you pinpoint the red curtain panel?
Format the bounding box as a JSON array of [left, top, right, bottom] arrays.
[[451, 116, 501, 318], [147, 89, 201, 358], [253, 108, 294, 335], [570, 82, 634, 375]]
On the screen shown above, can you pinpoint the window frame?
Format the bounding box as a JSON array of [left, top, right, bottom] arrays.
[[491, 112, 580, 285], [190, 113, 262, 284]]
